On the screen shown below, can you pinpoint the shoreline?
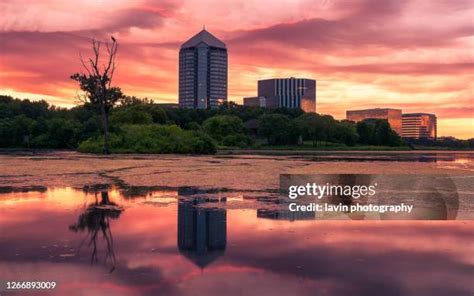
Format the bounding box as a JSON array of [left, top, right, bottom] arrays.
[[218, 149, 474, 155], [0, 148, 473, 157]]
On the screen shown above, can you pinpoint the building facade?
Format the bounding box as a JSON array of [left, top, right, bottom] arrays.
[[179, 29, 227, 109], [402, 113, 437, 140], [244, 78, 316, 112], [243, 96, 266, 107], [346, 108, 402, 135]]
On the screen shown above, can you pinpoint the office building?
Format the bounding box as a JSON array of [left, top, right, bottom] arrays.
[[402, 113, 437, 140], [179, 29, 227, 109], [346, 108, 402, 135], [243, 78, 316, 112], [243, 96, 266, 107]]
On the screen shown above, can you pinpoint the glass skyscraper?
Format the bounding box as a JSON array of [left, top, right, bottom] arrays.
[[179, 29, 228, 109]]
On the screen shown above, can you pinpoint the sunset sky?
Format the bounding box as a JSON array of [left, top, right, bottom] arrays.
[[0, 0, 473, 138]]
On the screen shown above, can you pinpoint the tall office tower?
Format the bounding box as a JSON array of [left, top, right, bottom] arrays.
[[402, 113, 437, 140], [255, 78, 316, 112], [179, 29, 228, 109], [346, 108, 403, 135]]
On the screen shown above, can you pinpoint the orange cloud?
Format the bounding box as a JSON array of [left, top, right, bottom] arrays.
[[0, 0, 473, 138]]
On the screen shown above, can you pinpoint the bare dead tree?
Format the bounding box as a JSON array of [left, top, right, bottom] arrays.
[[71, 37, 122, 154]]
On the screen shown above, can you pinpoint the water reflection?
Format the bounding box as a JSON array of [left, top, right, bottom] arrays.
[[257, 208, 316, 221], [0, 187, 473, 296], [69, 191, 123, 272], [294, 152, 474, 165], [257, 197, 315, 221], [177, 189, 227, 269]]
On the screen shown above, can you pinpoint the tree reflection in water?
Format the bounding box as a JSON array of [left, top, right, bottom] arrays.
[[69, 191, 123, 272]]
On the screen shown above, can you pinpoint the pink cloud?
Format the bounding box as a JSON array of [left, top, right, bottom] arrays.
[[0, 0, 472, 137]]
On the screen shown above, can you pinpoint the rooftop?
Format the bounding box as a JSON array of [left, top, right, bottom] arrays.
[[402, 113, 436, 117], [181, 29, 226, 49], [346, 108, 402, 113], [258, 77, 315, 81]]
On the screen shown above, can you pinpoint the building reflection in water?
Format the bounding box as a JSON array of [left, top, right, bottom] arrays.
[[257, 197, 316, 221], [69, 191, 123, 273], [177, 188, 227, 269]]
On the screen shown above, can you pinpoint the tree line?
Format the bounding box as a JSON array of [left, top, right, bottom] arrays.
[[0, 94, 406, 152], [1, 95, 473, 153]]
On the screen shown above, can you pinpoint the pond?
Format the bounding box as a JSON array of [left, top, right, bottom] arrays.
[[0, 152, 473, 295]]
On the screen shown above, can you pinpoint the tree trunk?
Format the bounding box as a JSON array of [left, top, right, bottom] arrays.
[[101, 105, 110, 154], [101, 191, 110, 204]]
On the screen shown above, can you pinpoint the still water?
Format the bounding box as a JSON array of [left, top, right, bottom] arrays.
[[0, 186, 473, 296], [1, 152, 474, 295]]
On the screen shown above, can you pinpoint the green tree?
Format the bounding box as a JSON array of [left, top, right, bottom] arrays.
[[184, 121, 201, 131], [335, 121, 358, 146], [356, 121, 372, 145], [467, 138, 474, 149], [110, 107, 154, 126], [374, 120, 402, 146], [258, 114, 297, 145], [47, 118, 81, 148], [202, 115, 246, 142], [294, 113, 326, 146], [319, 115, 338, 143], [0, 115, 37, 147]]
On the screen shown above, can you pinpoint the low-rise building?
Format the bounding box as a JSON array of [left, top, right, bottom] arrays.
[[243, 78, 316, 112], [346, 108, 402, 135], [243, 96, 266, 107], [402, 113, 437, 140]]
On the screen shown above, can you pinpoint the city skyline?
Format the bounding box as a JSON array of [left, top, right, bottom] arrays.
[[1, 0, 473, 138]]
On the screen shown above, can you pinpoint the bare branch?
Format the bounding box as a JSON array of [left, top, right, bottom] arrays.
[[108, 64, 116, 88], [73, 90, 87, 105], [103, 39, 118, 80], [89, 39, 101, 76], [79, 52, 92, 76]]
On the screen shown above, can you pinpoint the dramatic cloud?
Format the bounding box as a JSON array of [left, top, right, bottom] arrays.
[[228, 0, 472, 50], [0, 0, 473, 138]]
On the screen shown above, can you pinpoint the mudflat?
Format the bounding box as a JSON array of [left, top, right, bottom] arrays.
[[1, 151, 472, 191]]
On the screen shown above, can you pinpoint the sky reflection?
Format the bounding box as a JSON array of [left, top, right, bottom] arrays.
[[0, 188, 473, 296]]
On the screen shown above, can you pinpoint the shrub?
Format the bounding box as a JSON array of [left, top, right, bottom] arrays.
[[202, 115, 250, 147], [222, 134, 251, 147], [202, 115, 245, 141], [78, 124, 216, 154]]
